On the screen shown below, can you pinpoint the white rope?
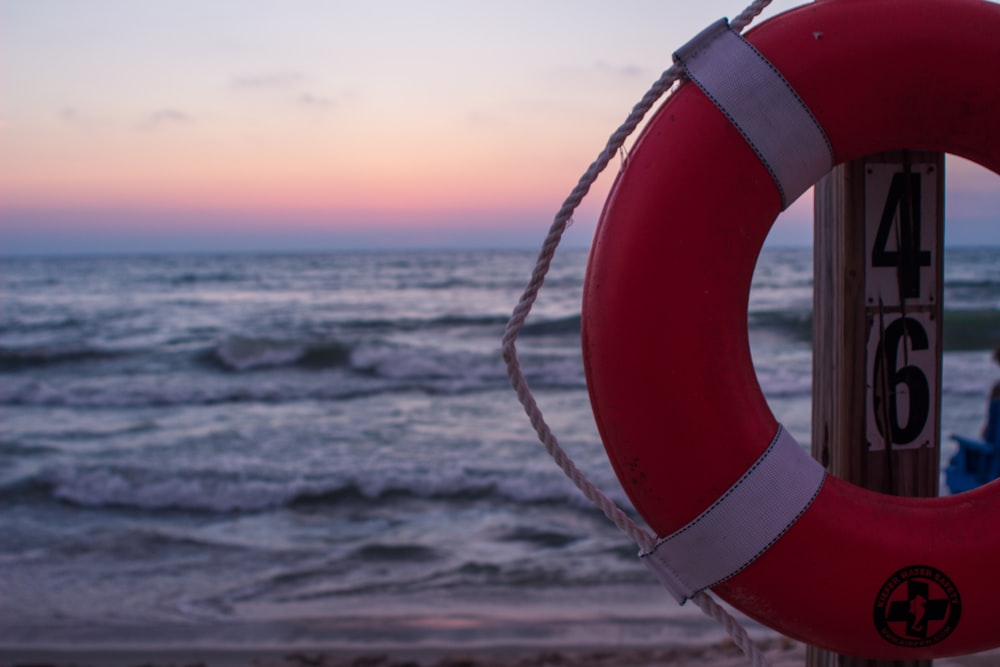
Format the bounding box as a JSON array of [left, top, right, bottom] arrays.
[[692, 593, 774, 667], [501, 2, 776, 666], [730, 0, 774, 33]]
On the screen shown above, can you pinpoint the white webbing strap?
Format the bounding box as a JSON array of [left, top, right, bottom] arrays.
[[673, 19, 833, 209], [641, 426, 825, 603]]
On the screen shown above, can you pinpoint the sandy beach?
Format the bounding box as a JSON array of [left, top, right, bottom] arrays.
[[4, 639, 1000, 667]]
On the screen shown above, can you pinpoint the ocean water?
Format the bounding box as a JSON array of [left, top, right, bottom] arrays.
[[1, 247, 998, 651]]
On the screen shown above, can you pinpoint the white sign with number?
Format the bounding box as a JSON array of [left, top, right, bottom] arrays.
[[864, 163, 937, 309], [865, 311, 937, 451], [863, 163, 938, 451]]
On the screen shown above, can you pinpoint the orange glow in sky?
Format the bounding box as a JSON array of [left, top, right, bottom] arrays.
[[2, 0, 998, 253]]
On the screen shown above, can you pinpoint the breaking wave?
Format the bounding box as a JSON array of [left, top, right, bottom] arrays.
[[1, 463, 622, 515], [210, 336, 352, 371]]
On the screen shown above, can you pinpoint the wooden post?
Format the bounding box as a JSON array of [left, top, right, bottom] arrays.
[[807, 150, 944, 667]]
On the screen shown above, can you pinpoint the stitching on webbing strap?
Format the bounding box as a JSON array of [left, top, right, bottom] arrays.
[[673, 18, 833, 209], [640, 426, 826, 603]]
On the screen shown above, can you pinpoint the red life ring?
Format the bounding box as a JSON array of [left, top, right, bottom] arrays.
[[582, 0, 1000, 659]]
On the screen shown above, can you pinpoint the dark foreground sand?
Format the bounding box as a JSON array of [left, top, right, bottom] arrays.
[[3, 639, 1000, 667]]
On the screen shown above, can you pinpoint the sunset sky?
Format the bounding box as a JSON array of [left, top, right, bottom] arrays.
[[2, 0, 998, 254]]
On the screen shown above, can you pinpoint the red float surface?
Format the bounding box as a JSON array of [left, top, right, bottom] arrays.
[[582, 0, 1000, 658]]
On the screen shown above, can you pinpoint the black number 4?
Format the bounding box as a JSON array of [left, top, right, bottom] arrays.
[[871, 171, 931, 299]]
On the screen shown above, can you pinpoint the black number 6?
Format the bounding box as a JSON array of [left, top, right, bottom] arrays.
[[872, 317, 930, 445]]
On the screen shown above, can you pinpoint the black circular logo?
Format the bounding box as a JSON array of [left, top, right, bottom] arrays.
[[873, 565, 961, 648]]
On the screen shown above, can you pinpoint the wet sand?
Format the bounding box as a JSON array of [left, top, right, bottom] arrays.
[[3, 639, 1000, 667]]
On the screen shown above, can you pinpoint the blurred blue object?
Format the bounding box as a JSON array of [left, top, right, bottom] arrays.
[[946, 399, 1000, 493]]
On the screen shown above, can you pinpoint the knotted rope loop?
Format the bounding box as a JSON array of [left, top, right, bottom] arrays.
[[501, 2, 777, 666]]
